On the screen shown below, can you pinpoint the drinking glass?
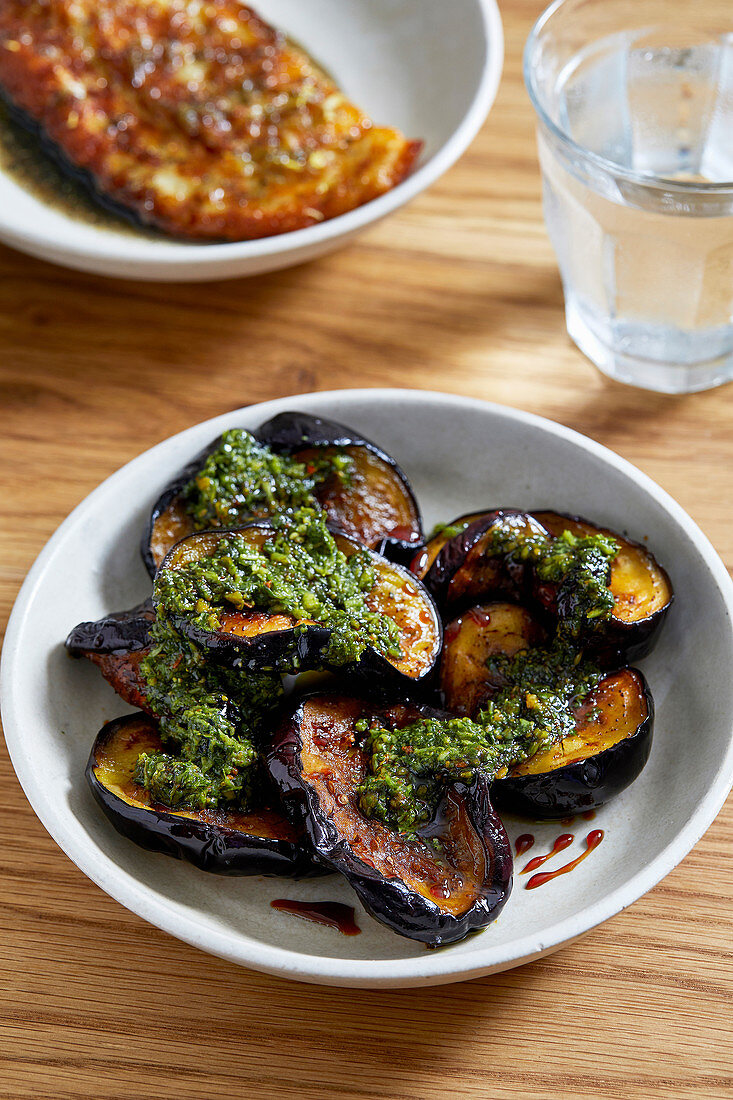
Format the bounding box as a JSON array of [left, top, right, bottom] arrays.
[[525, 0, 733, 393]]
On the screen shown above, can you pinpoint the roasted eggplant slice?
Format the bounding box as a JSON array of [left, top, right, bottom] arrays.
[[493, 668, 654, 818], [0, 4, 420, 242], [416, 508, 672, 664], [160, 524, 441, 685], [256, 412, 423, 561], [88, 713, 317, 876], [65, 599, 154, 656], [440, 603, 546, 716], [86, 649, 152, 713], [65, 601, 154, 711], [410, 512, 485, 581], [532, 512, 673, 663], [268, 694, 513, 945], [420, 510, 548, 609], [143, 413, 423, 576]]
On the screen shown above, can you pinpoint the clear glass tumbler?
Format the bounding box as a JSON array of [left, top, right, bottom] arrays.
[[525, 0, 733, 393]]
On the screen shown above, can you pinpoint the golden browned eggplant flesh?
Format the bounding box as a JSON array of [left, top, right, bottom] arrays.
[[0, 1, 421, 240]]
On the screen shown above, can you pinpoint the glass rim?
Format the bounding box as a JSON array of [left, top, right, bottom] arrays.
[[524, 0, 733, 194]]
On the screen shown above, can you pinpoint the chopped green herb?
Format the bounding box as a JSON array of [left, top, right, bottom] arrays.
[[481, 523, 618, 638], [182, 428, 352, 529], [155, 506, 402, 668], [354, 516, 619, 834], [135, 614, 281, 811], [356, 642, 602, 834]]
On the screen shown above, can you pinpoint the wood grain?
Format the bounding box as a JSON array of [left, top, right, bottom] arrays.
[[1, 2, 732, 1098]]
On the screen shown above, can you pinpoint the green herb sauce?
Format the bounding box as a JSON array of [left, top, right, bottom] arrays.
[[355, 521, 619, 833], [135, 507, 403, 810], [182, 429, 352, 530], [482, 524, 618, 638], [134, 614, 282, 810], [356, 643, 601, 833], [156, 506, 402, 668]]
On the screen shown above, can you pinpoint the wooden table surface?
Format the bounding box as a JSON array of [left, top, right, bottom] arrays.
[[1, 3, 732, 1097]]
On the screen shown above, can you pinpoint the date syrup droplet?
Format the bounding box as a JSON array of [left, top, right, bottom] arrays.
[[521, 833, 574, 874], [582, 810, 596, 821], [526, 830, 604, 890], [515, 834, 535, 857], [271, 899, 361, 935]]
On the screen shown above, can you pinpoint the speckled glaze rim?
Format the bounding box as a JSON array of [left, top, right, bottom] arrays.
[[0, 0, 503, 276], [3, 389, 733, 988]]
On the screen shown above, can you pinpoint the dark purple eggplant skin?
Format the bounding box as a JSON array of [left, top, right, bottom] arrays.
[[0, 90, 149, 230], [423, 510, 542, 610], [255, 411, 424, 561], [267, 694, 513, 946], [255, 411, 368, 451], [492, 670, 655, 819], [141, 436, 221, 578], [531, 511, 674, 665], [87, 713, 319, 877], [65, 598, 154, 657], [162, 524, 442, 689]]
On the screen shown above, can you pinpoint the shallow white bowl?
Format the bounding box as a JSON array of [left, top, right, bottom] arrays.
[[3, 389, 733, 987], [0, 0, 503, 282]]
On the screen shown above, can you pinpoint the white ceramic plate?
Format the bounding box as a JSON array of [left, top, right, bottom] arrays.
[[0, 0, 502, 281], [3, 389, 733, 988]]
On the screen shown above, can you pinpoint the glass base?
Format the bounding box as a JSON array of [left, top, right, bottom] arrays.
[[565, 297, 733, 394]]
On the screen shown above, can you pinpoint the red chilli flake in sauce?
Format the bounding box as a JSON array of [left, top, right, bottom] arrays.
[[271, 899, 361, 935], [525, 830, 604, 891]]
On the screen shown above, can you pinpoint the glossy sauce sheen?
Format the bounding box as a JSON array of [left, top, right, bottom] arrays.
[[271, 899, 360, 935], [0, 103, 141, 232], [301, 697, 486, 916], [515, 834, 535, 857], [526, 830, 605, 890], [521, 833, 574, 874]]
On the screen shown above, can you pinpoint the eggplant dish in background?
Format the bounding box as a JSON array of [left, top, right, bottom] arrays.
[[0, 1, 421, 240], [67, 411, 673, 946]]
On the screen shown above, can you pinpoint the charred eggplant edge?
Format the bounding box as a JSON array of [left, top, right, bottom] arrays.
[[267, 695, 513, 945], [87, 713, 319, 877], [65, 598, 154, 656]]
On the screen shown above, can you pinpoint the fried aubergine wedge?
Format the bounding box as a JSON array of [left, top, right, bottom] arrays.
[[268, 694, 513, 945], [440, 602, 654, 817], [88, 713, 318, 876]]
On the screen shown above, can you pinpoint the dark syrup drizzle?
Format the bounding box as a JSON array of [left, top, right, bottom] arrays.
[[515, 834, 535, 857], [525, 830, 604, 890], [522, 833, 574, 874], [271, 899, 361, 936]]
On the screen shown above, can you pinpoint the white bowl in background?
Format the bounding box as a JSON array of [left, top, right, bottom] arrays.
[[3, 389, 733, 988], [0, 0, 503, 281]]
